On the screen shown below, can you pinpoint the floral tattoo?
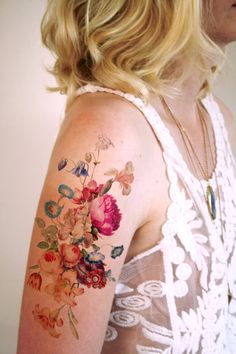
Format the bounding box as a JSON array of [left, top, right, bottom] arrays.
[[27, 134, 134, 339]]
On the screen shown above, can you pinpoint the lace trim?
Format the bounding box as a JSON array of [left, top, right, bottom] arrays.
[[136, 345, 170, 354], [105, 325, 118, 342], [142, 328, 174, 346], [75, 84, 236, 353], [115, 295, 152, 311], [140, 317, 173, 337], [122, 244, 162, 268], [108, 311, 174, 343]]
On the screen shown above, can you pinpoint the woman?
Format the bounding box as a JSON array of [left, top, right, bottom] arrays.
[[17, 1, 236, 353]]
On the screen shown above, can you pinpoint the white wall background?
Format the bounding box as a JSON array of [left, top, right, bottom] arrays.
[[0, 1, 235, 353]]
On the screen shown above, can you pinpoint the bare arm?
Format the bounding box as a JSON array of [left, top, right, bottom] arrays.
[[17, 96, 147, 354]]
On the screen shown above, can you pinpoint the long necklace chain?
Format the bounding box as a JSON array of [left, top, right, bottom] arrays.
[[160, 96, 234, 302], [160, 96, 217, 220], [198, 104, 232, 301], [161, 97, 210, 180]]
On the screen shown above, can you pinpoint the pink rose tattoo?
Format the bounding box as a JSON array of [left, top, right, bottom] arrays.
[[89, 195, 122, 236], [28, 135, 134, 340]]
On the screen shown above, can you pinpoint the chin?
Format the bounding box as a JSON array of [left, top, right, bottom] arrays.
[[206, 1, 236, 47], [209, 26, 236, 48], [214, 33, 236, 48]]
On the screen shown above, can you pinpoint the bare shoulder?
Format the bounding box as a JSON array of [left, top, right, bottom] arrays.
[[54, 92, 144, 160], [65, 91, 144, 134], [59, 92, 168, 221], [53, 92, 166, 224], [213, 95, 236, 155]]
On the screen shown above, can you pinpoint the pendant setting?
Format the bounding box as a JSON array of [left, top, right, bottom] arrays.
[[206, 184, 216, 220]]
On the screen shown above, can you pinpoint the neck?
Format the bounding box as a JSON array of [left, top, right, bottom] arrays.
[[150, 74, 206, 128], [168, 77, 203, 121]]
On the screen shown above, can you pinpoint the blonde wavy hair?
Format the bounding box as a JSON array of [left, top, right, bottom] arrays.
[[41, 0, 224, 108]]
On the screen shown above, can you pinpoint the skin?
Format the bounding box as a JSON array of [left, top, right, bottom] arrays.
[[17, 1, 236, 353], [130, 0, 236, 261], [205, 0, 236, 46], [17, 95, 166, 354]]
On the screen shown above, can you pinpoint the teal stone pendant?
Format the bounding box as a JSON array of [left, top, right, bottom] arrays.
[[206, 184, 216, 220]]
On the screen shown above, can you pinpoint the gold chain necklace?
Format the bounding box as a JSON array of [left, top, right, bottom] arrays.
[[160, 96, 234, 303], [199, 103, 233, 303], [160, 97, 217, 221]]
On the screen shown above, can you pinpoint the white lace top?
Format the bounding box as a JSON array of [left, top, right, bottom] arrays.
[[76, 84, 236, 354]]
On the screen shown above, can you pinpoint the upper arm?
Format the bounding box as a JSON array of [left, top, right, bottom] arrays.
[[17, 96, 146, 354], [214, 95, 236, 157]]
